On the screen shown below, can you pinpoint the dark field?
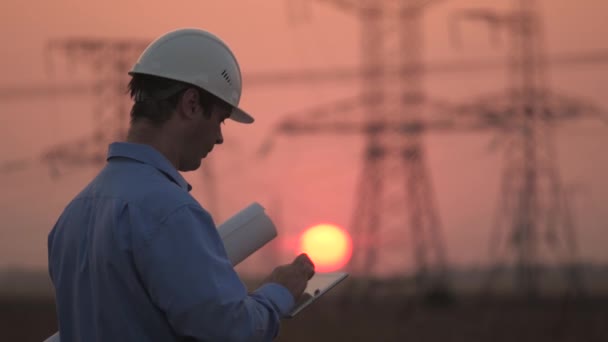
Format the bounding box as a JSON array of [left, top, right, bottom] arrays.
[[2, 293, 607, 342], [278, 295, 608, 342]]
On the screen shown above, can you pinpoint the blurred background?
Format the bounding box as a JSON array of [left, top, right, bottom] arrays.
[[1, 0, 607, 341]]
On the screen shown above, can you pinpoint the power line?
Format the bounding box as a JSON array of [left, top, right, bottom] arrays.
[[2, 48, 607, 102]]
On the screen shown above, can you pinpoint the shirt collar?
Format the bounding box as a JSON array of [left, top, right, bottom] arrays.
[[107, 142, 192, 192]]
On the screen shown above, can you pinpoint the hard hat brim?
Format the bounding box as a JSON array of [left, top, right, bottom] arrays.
[[230, 107, 254, 124]]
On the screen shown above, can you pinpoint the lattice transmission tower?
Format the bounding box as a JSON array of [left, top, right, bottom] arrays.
[[0, 38, 222, 214], [266, 0, 455, 297], [450, 0, 606, 296]]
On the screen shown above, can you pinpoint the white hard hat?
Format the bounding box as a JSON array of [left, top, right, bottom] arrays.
[[129, 28, 254, 124]]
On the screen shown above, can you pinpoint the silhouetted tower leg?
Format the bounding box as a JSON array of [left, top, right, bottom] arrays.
[[399, 5, 449, 294], [347, 3, 386, 294]]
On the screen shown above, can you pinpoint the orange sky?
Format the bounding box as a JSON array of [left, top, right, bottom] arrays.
[[0, 0, 607, 275]]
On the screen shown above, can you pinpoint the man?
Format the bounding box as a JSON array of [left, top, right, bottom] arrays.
[[47, 28, 315, 342]]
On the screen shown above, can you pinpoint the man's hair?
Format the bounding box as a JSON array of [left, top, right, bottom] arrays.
[[127, 74, 226, 125]]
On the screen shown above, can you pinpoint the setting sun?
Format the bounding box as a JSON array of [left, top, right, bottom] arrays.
[[298, 223, 352, 272]]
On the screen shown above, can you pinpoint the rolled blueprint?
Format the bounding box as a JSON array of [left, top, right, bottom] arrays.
[[217, 202, 277, 266]]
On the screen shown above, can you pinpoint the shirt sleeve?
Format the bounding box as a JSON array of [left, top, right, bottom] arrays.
[[132, 204, 294, 342]]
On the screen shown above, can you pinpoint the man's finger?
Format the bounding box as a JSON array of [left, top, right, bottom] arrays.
[[293, 253, 315, 279], [294, 253, 315, 268], [300, 261, 315, 279]]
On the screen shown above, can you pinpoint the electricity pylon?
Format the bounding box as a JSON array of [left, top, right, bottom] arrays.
[[263, 0, 456, 298], [450, 0, 606, 297]]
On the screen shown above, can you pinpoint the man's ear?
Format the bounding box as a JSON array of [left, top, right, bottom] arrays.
[[177, 88, 200, 119]]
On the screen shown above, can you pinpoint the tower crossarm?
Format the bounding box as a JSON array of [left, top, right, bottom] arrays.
[[450, 90, 608, 129], [260, 96, 520, 154], [46, 38, 149, 72]]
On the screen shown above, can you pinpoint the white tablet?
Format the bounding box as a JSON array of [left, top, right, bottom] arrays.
[[286, 272, 349, 318]]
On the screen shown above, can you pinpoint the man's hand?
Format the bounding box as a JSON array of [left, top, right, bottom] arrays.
[[263, 253, 315, 300]]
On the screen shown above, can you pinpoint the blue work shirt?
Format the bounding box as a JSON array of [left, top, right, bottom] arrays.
[[48, 142, 294, 342]]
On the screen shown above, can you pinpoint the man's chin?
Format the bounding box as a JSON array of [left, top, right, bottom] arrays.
[[179, 159, 203, 172]]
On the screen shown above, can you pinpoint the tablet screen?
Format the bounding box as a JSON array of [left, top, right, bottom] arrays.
[[286, 272, 348, 318]]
